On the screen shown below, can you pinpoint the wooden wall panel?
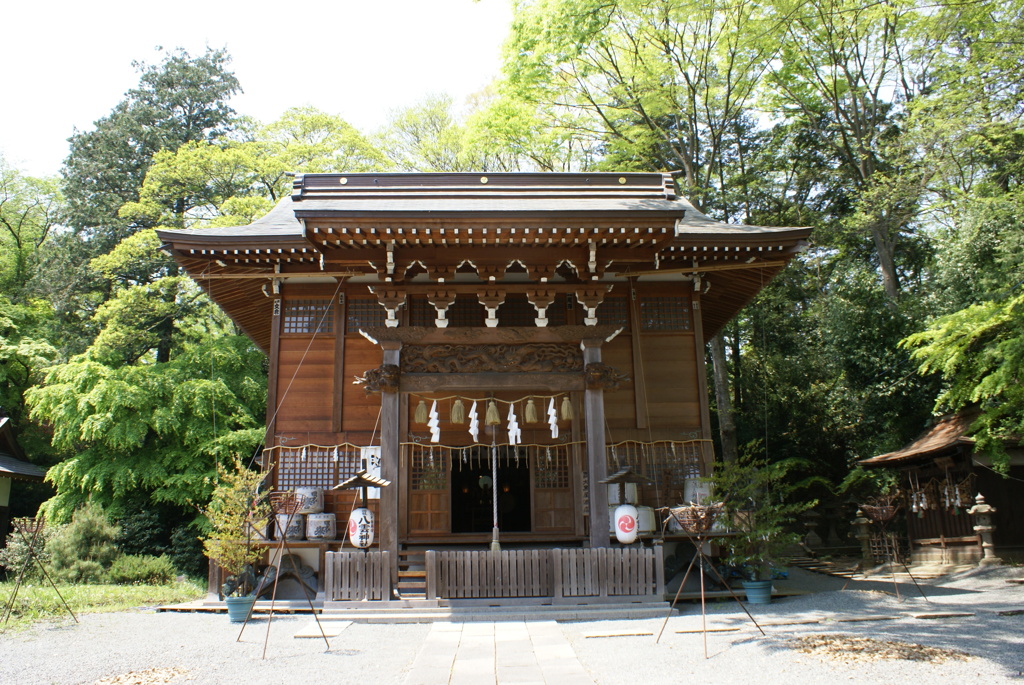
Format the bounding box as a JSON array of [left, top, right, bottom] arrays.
[[603, 337, 637, 428], [638, 334, 701, 428], [342, 338, 383, 435], [534, 490, 574, 532], [274, 337, 335, 434]]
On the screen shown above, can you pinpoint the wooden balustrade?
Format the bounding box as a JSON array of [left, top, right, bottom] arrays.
[[323, 550, 391, 601], [422, 546, 664, 604]]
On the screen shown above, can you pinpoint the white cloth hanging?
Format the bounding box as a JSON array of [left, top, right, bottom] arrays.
[[428, 400, 441, 443], [468, 400, 480, 442], [507, 403, 521, 445], [547, 397, 559, 439]]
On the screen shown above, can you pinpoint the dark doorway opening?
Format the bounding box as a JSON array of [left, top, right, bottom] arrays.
[[450, 446, 531, 533]]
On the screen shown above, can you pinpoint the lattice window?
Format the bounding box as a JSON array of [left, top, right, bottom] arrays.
[[408, 296, 434, 327], [271, 444, 363, 489], [282, 299, 334, 334], [597, 296, 630, 327], [546, 294, 572, 326], [409, 445, 448, 490], [533, 445, 570, 489], [447, 296, 485, 327], [498, 294, 536, 327], [639, 296, 692, 331], [346, 298, 386, 332]]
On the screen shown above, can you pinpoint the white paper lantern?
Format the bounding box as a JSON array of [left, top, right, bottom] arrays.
[[348, 507, 375, 548], [613, 503, 639, 544]]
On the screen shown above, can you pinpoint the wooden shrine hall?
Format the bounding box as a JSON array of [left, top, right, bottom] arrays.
[[157, 172, 810, 605]]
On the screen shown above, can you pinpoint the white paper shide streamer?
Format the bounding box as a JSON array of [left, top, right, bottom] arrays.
[[468, 400, 480, 442], [507, 403, 521, 445], [428, 400, 441, 443], [547, 397, 559, 439]]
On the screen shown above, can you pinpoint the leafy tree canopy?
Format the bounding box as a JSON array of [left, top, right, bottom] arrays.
[[61, 47, 241, 250], [26, 334, 266, 522]]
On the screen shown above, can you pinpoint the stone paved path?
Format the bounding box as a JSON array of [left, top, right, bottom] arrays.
[[404, 621, 596, 685]]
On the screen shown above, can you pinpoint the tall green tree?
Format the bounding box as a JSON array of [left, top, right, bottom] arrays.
[[61, 47, 241, 252], [26, 320, 266, 522], [0, 158, 62, 296]]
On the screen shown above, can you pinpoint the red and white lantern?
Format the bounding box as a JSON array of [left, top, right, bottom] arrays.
[[347, 507, 375, 548], [613, 503, 639, 544]]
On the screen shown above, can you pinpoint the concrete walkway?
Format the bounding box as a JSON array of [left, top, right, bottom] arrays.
[[404, 621, 595, 685]]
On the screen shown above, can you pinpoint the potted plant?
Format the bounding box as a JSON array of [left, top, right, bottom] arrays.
[[708, 453, 817, 603], [202, 457, 271, 622]]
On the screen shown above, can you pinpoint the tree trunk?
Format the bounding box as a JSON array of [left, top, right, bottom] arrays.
[[871, 223, 900, 302], [710, 333, 738, 464]]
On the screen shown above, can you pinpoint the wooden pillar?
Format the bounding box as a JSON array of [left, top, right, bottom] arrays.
[[691, 280, 714, 475], [379, 341, 402, 591], [332, 291, 347, 433], [583, 340, 610, 548], [265, 297, 283, 469]]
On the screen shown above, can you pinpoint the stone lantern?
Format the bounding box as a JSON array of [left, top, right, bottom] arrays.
[[967, 494, 1002, 566], [851, 508, 873, 568]]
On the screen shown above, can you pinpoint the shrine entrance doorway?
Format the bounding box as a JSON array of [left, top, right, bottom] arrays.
[[404, 441, 581, 539], [450, 446, 531, 534]]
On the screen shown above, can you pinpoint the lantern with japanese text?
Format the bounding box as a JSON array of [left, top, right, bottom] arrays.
[[347, 507, 375, 548]]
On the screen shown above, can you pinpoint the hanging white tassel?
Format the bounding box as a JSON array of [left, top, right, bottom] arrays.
[[507, 403, 521, 445], [428, 400, 441, 443], [547, 397, 559, 439], [333, 445, 339, 464], [301, 446, 308, 461], [468, 401, 480, 442]]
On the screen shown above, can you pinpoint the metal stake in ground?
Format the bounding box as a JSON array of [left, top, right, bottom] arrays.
[[1, 516, 77, 630], [845, 498, 928, 602], [655, 503, 765, 656], [236, 491, 332, 657]]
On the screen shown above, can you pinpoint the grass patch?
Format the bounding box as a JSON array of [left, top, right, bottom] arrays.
[[0, 579, 205, 632]]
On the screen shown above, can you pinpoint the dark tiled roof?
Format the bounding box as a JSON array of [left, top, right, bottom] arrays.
[[0, 453, 45, 482]]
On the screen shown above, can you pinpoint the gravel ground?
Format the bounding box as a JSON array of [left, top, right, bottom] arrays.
[[1, 565, 1020, 685]]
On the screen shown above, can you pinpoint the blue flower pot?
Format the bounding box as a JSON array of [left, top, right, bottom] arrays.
[[225, 595, 256, 622], [741, 579, 773, 604]]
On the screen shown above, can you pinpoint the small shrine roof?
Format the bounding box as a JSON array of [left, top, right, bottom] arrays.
[[0, 417, 45, 482], [860, 411, 978, 467]]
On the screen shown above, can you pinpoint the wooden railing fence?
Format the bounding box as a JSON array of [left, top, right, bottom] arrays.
[[425, 546, 664, 604], [323, 550, 391, 601]]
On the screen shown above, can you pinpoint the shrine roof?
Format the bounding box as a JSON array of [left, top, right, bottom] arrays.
[[158, 172, 808, 244], [860, 412, 978, 467], [0, 417, 45, 482], [155, 172, 812, 352]]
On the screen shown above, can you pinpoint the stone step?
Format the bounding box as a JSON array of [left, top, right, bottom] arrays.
[[321, 602, 675, 623]]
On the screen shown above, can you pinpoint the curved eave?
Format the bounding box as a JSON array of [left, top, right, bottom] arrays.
[[175, 257, 277, 353]]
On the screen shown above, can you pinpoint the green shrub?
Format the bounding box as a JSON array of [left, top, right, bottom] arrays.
[[169, 524, 207, 579], [0, 520, 62, 580], [46, 503, 120, 583], [108, 554, 177, 585], [114, 509, 168, 556]]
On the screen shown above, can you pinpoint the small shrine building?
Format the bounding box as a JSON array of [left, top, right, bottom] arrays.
[[157, 172, 810, 603]]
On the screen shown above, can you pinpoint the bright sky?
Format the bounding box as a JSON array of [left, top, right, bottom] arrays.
[[0, 0, 514, 178]]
